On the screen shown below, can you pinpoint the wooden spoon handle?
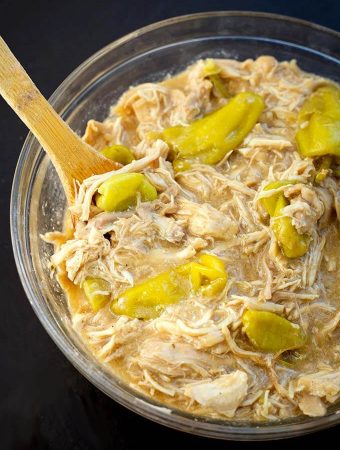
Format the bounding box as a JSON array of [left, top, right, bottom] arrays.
[[0, 37, 80, 170], [0, 36, 116, 202]]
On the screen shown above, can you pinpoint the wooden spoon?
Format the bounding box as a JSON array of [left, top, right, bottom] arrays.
[[0, 36, 118, 203]]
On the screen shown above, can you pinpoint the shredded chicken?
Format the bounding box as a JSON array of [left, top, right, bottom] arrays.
[[283, 184, 326, 234], [183, 371, 248, 417], [47, 56, 340, 421], [175, 198, 239, 239], [135, 340, 219, 378], [298, 394, 326, 417], [294, 370, 340, 402]]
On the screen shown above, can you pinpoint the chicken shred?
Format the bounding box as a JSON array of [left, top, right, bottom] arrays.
[[183, 371, 248, 417]]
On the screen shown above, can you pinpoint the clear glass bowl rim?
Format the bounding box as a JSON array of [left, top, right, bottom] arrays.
[[10, 11, 340, 441]]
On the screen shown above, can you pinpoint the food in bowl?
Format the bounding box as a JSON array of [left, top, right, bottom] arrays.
[[44, 56, 340, 421]]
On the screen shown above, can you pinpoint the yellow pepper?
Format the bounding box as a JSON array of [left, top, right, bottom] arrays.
[[177, 254, 228, 297], [157, 92, 264, 171], [111, 254, 227, 319], [95, 173, 157, 212], [261, 180, 298, 216], [209, 74, 229, 98], [100, 144, 134, 165], [296, 85, 340, 157], [203, 59, 229, 98], [111, 270, 188, 320], [242, 310, 305, 353], [272, 196, 310, 258], [83, 278, 111, 312], [314, 155, 333, 183], [261, 181, 309, 258]]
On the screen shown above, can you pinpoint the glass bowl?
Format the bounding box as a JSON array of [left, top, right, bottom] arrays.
[[10, 11, 340, 440]]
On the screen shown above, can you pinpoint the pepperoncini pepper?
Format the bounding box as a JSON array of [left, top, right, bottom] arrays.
[[261, 180, 298, 216], [261, 180, 310, 258], [242, 310, 305, 353], [100, 144, 134, 165], [272, 196, 310, 258], [314, 155, 333, 183], [95, 173, 157, 212], [203, 59, 229, 98], [111, 270, 188, 320], [296, 85, 340, 157], [111, 254, 227, 319], [157, 91, 264, 171], [177, 254, 228, 297], [83, 278, 111, 312]]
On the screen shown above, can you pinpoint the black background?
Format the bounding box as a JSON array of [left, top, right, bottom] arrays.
[[0, 1, 339, 449]]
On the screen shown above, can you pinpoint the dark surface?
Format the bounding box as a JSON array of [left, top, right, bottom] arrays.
[[0, 1, 339, 448]]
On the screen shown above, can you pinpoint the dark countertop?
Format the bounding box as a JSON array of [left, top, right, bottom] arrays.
[[0, 1, 339, 448]]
